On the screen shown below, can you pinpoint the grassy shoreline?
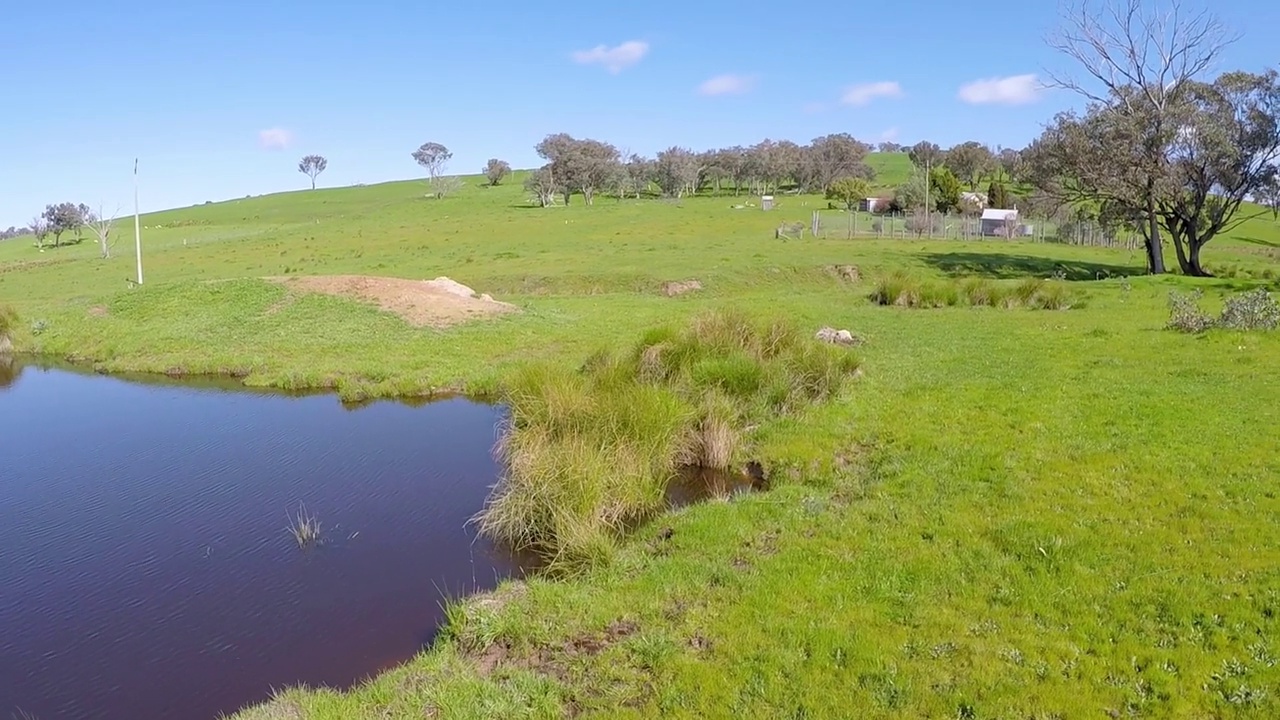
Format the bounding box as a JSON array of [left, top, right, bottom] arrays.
[[4, 172, 1280, 717]]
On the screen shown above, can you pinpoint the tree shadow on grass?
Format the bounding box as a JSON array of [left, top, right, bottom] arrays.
[[1235, 236, 1280, 248], [918, 251, 1143, 281]]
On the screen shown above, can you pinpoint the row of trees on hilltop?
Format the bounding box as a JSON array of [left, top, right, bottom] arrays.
[[518, 133, 877, 207]]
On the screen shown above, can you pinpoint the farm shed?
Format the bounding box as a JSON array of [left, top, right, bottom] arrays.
[[981, 208, 1020, 236]]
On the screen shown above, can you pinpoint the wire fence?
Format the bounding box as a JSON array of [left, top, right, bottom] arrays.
[[803, 210, 1144, 249]]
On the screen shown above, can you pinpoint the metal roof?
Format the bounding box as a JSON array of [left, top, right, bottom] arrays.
[[981, 208, 1018, 220]]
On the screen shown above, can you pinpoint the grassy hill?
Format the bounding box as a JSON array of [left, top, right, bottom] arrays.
[[2, 163, 1280, 718], [866, 151, 914, 190]]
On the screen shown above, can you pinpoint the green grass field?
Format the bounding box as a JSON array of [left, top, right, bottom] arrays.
[[2, 157, 1280, 718]]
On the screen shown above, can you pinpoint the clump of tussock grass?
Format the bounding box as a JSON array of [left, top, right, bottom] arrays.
[[869, 271, 921, 307], [1011, 278, 1046, 306], [960, 278, 1006, 307], [869, 274, 1079, 310], [0, 304, 17, 352], [285, 503, 322, 548], [478, 309, 862, 564]]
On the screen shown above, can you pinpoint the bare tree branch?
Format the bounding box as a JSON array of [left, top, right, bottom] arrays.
[[82, 204, 121, 259]]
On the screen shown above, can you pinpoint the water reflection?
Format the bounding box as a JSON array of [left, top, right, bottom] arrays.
[[0, 361, 532, 720]]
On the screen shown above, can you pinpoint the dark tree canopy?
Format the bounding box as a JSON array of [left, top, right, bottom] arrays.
[[802, 133, 874, 193], [946, 141, 995, 190], [524, 165, 560, 207], [412, 142, 454, 198], [41, 202, 85, 247], [298, 155, 328, 190], [908, 141, 945, 169], [1045, 0, 1237, 274], [534, 134, 622, 205], [483, 159, 512, 186], [653, 147, 701, 198], [1157, 70, 1280, 275], [929, 166, 963, 214], [987, 180, 1011, 209], [1026, 69, 1280, 275]]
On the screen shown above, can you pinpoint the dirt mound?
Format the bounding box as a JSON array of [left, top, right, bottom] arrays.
[[272, 275, 517, 328]]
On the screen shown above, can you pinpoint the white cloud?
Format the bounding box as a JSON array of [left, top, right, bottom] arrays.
[[258, 128, 293, 150], [879, 127, 900, 142], [957, 74, 1041, 105], [698, 73, 757, 96], [840, 81, 903, 107], [571, 40, 650, 73]]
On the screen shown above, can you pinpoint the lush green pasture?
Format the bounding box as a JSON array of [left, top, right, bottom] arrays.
[[2, 161, 1279, 718]]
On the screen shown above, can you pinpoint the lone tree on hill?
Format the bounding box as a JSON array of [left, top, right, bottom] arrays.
[[907, 141, 945, 170], [826, 177, 870, 211], [946, 141, 995, 190], [29, 216, 49, 250], [41, 202, 85, 247], [524, 165, 560, 207], [298, 155, 327, 190], [484, 158, 512, 186], [81, 205, 120, 259], [412, 142, 454, 198], [1044, 0, 1237, 274]]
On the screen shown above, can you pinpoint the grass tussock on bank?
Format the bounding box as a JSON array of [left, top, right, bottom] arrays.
[[478, 309, 861, 565], [870, 271, 1080, 310]]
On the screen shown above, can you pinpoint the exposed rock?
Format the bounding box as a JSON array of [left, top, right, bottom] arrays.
[[815, 327, 864, 346], [663, 280, 703, 297], [423, 276, 478, 298]]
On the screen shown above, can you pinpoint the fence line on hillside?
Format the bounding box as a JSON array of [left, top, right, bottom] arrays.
[[803, 210, 1143, 249]]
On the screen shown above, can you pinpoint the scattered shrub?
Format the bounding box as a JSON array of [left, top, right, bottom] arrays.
[[1167, 288, 1279, 333], [1219, 288, 1280, 331], [1167, 290, 1216, 333], [480, 310, 862, 562]]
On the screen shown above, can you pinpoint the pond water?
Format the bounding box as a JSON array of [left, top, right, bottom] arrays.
[[0, 361, 533, 719]]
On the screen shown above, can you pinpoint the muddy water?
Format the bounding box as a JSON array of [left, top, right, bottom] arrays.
[[0, 362, 532, 719]]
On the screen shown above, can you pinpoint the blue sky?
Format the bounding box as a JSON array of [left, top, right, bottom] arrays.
[[3, 0, 1277, 227]]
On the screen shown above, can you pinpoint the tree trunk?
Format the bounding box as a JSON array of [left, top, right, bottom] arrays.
[[1187, 241, 1210, 277], [1171, 223, 1192, 274], [1144, 182, 1166, 274], [584, 188, 594, 206]]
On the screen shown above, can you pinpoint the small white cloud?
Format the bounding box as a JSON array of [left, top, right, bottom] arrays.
[[957, 74, 1041, 105], [258, 128, 293, 150], [841, 81, 903, 107], [698, 73, 756, 96], [571, 40, 650, 74], [879, 127, 900, 142]]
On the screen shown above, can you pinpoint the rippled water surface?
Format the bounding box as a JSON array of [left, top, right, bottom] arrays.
[[0, 361, 530, 719]]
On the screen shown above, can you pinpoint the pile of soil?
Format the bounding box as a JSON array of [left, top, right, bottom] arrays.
[[271, 275, 517, 328]]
